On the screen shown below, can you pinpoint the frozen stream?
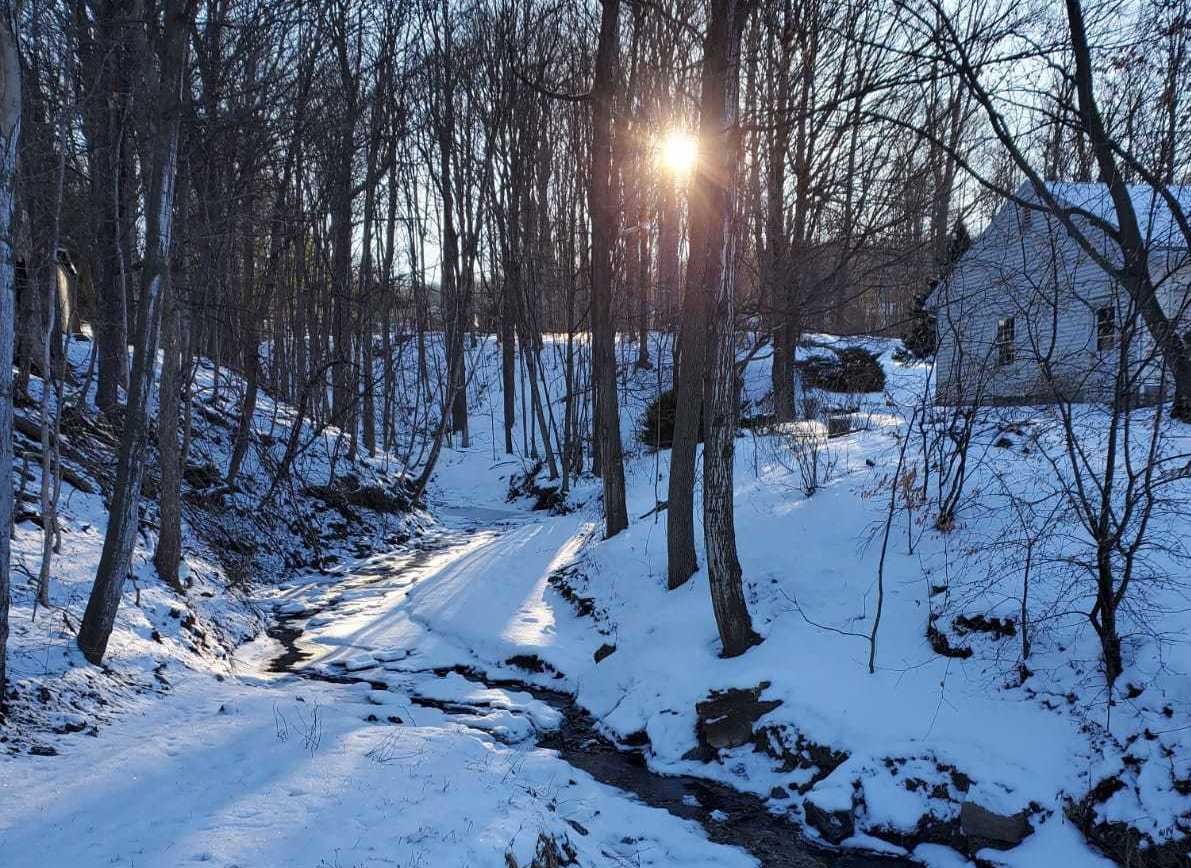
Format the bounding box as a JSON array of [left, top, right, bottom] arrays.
[[265, 505, 915, 868]]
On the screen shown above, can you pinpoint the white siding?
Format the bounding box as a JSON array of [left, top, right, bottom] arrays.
[[933, 187, 1184, 405]]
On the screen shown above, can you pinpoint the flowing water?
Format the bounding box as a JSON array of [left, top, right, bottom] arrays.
[[265, 516, 916, 868]]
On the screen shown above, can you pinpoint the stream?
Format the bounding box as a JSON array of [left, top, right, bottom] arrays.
[[264, 512, 917, 868]]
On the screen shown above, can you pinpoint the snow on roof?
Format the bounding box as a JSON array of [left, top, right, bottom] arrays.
[[1041, 180, 1191, 247]]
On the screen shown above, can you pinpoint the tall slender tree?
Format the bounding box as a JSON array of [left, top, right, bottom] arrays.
[[694, 0, 760, 656], [78, 0, 198, 664], [590, 0, 629, 537], [0, 12, 21, 710]]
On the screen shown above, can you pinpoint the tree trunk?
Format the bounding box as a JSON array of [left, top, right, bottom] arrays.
[[78, 0, 194, 664], [0, 16, 20, 711], [589, 0, 629, 538], [1093, 543, 1123, 689], [656, 177, 680, 333], [1064, 0, 1191, 420], [695, 0, 760, 656], [154, 277, 183, 589], [225, 227, 260, 486], [502, 280, 517, 454], [434, 0, 468, 443], [34, 107, 68, 608], [764, 20, 794, 423], [636, 210, 652, 370], [76, 1, 133, 412]]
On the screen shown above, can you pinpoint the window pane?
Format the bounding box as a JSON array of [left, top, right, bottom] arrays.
[[1097, 306, 1115, 352]]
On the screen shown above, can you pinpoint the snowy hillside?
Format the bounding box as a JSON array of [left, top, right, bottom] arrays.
[[3, 330, 1189, 867], [1, 335, 426, 753], [348, 331, 1191, 866]]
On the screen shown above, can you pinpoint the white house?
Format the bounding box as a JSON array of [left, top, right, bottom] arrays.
[[930, 181, 1191, 405]]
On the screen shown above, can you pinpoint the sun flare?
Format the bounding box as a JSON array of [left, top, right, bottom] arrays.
[[658, 129, 697, 175]]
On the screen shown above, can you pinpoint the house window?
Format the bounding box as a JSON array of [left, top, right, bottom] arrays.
[[1096, 305, 1117, 353], [995, 317, 1015, 366]]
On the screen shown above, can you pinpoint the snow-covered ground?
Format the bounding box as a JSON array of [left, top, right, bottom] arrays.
[[0, 335, 769, 868], [1, 336, 423, 753], [336, 332, 1188, 865], [4, 329, 1190, 866], [0, 508, 760, 867]]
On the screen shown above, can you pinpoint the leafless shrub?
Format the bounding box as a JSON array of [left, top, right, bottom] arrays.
[[366, 728, 418, 765], [273, 702, 289, 742], [298, 702, 323, 755], [780, 420, 838, 497]]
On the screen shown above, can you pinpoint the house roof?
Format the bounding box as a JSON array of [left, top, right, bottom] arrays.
[[1040, 180, 1191, 248], [925, 180, 1191, 312]]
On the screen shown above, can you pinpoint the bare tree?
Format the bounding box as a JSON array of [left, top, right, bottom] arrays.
[[590, 0, 629, 537], [75, 0, 133, 412], [698, 0, 759, 656], [0, 11, 20, 710], [78, 0, 197, 664]]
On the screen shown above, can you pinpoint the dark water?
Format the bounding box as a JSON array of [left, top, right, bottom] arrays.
[[265, 531, 916, 868], [444, 666, 912, 868]]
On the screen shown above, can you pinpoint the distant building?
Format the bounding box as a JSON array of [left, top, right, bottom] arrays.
[[929, 181, 1191, 405]]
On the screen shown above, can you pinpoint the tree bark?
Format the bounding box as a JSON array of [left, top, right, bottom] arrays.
[[76, 1, 132, 412], [153, 275, 183, 589], [78, 0, 195, 664], [589, 0, 629, 538], [636, 207, 651, 370], [694, 0, 760, 656], [0, 15, 20, 711], [502, 279, 517, 453]]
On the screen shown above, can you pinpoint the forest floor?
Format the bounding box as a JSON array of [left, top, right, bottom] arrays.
[[2, 333, 1189, 866], [0, 502, 790, 868]]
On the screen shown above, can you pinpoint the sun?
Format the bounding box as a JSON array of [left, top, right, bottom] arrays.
[[658, 129, 697, 175]]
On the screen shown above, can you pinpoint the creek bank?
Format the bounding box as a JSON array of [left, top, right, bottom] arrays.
[[263, 529, 914, 868]]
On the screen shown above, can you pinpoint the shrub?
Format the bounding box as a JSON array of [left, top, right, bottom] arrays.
[[797, 347, 886, 394], [507, 461, 567, 512], [638, 388, 703, 448], [901, 290, 938, 359]]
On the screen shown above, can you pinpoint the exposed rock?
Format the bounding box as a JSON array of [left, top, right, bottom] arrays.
[[953, 613, 1016, 639], [620, 729, 650, 748], [694, 683, 782, 755], [867, 813, 964, 853], [959, 801, 1032, 849], [548, 566, 599, 619], [752, 723, 848, 789], [506, 654, 552, 674], [803, 797, 854, 845], [593, 643, 616, 664], [927, 620, 973, 659], [507, 462, 568, 513], [306, 473, 411, 516], [1067, 780, 1191, 867]]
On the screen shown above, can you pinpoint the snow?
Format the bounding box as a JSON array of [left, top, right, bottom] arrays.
[[0, 334, 426, 750], [1044, 180, 1191, 246], [324, 331, 1189, 864], [0, 335, 758, 868], [340, 653, 380, 672], [0, 671, 754, 867], [5, 328, 1190, 866]]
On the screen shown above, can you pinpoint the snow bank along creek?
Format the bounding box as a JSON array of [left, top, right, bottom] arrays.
[[263, 508, 913, 868]]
